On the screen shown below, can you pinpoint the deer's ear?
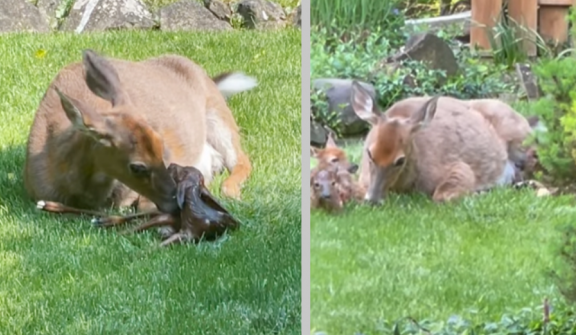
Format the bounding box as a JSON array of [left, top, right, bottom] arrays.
[[351, 81, 379, 125], [55, 86, 114, 147], [82, 49, 129, 107], [410, 96, 439, 133], [326, 132, 337, 148]]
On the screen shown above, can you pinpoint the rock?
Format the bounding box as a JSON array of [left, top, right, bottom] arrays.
[[160, 0, 232, 31], [61, 0, 155, 33], [36, 0, 64, 28], [311, 121, 328, 147], [515, 63, 541, 101], [203, 0, 232, 21], [237, 0, 286, 29], [292, 4, 301, 27], [312, 78, 377, 137], [391, 33, 459, 83], [0, 0, 50, 33]]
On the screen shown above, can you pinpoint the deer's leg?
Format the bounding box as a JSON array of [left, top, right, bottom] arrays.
[[36, 200, 108, 217], [432, 162, 476, 203], [206, 111, 251, 199], [159, 232, 185, 247], [124, 213, 175, 235], [92, 210, 162, 227]]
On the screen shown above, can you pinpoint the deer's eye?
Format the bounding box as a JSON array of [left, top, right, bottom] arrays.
[[314, 182, 320, 188], [330, 157, 339, 163], [393, 156, 406, 167], [129, 162, 150, 178]]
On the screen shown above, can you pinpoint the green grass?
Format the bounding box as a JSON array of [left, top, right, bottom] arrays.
[[0, 29, 301, 334], [310, 143, 575, 334]]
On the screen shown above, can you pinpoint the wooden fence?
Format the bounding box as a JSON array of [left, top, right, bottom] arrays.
[[471, 0, 575, 56]]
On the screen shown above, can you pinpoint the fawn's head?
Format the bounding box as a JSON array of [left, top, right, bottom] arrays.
[[351, 81, 439, 205], [311, 164, 343, 212], [55, 49, 178, 214], [311, 132, 359, 174]]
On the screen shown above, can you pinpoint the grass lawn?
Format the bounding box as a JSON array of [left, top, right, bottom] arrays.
[[0, 29, 301, 334], [310, 142, 576, 334]]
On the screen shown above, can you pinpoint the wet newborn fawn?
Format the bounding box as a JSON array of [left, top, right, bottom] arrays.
[[36, 163, 240, 247], [310, 163, 363, 213]]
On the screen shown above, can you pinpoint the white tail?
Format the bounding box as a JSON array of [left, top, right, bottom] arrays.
[[213, 72, 258, 98]]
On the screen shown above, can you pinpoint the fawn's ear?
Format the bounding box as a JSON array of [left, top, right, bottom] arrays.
[[82, 49, 129, 107], [325, 132, 338, 148], [176, 181, 190, 210], [55, 86, 114, 147], [351, 81, 379, 125]]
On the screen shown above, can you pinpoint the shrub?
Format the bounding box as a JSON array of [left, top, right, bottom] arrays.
[[529, 56, 576, 183], [310, 26, 514, 134]]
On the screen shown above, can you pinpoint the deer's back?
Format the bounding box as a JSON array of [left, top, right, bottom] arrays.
[[411, 107, 508, 194]]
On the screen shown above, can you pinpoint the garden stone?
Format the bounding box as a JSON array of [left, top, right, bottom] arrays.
[[37, 0, 64, 28], [515, 63, 541, 100], [391, 32, 459, 83], [237, 0, 286, 29], [0, 0, 50, 33], [311, 121, 329, 147], [203, 0, 232, 21], [61, 0, 155, 33], [313, 78, 377, 137], [160, 0, 232, 31], [292, 4, 301, 27]]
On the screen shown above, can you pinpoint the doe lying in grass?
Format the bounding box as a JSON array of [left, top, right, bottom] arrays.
[[24, 49, 257, 217], [350, 81, 512, 205]]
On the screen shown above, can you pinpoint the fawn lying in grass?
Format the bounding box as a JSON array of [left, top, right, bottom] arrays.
[[37, 163, 241, 247]]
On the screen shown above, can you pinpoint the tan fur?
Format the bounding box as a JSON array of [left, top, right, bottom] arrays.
[[24, 50, 254, 214], [310, 132, 359, 175], [351, 82, 509, 204]]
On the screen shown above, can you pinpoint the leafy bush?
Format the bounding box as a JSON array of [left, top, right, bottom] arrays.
[[528, 56, 576, 183], [312, 299, 576, 334], [310, 26, 514, 133]]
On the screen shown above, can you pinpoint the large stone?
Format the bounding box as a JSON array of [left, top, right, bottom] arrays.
[[391, 33, 459, 83], [313, 78, 377, 137], [0, 0, 50, 33], [203, 0, 231, 21], [311, 121, 328, 147], [61, 0, 155, 32], [160, 0, 232, 31], [237, 0, 286, 29], [36, 0, 64, 28], [292, 4, 301, 28]]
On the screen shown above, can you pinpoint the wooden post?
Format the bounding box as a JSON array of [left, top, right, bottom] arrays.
[[539, 6, 570, 45], [508, 0, 538, 56], [470, 0, 504, 51]]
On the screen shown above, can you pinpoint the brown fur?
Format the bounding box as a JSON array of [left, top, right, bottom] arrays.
[[310, 132, 358, 174], [351, 81, 510, 204], [310, 164, 343, 213], [24, 50, 255, 214]]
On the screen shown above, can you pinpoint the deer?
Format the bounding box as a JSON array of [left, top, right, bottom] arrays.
[[350, 81, 511, 205], [24, 49, 257, 223], [310, 164, 344, 213], [310, 132, 359, 174]]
